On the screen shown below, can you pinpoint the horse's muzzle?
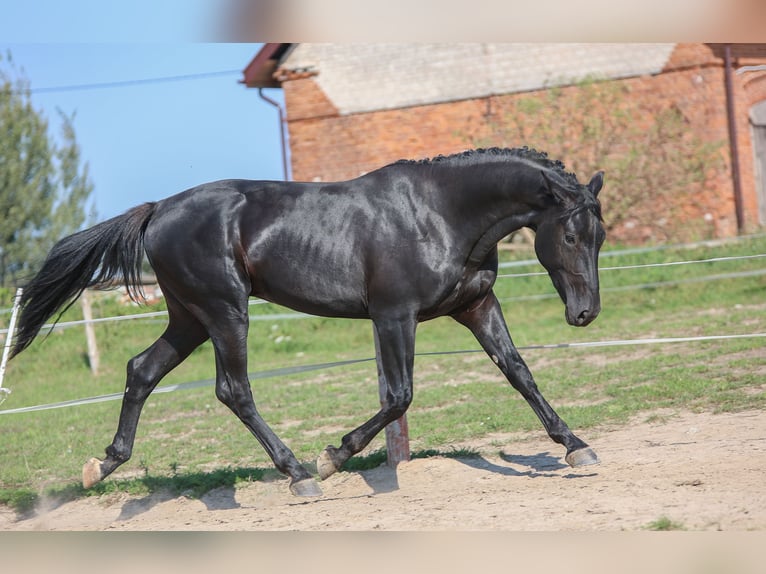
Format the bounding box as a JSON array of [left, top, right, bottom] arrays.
[[566, 300, 600, 327], [549, 271, 601, 327]]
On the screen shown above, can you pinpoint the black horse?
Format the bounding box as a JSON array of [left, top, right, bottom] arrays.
[[10, 147, 605, 497]]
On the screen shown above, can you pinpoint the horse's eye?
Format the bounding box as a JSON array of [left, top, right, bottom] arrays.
[[564, 233, 576, 245]]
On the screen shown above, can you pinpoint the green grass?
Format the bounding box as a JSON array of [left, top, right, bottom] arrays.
[[1, 233, 765, 515], [644, 516, 687, 531]]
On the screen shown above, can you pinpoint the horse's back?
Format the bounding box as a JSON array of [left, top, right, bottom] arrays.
[[141, 174, 484, 320], [239, 179, 382, 317]]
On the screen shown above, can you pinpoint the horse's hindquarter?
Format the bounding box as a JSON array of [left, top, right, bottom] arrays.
[[143, 183, 252, 296]]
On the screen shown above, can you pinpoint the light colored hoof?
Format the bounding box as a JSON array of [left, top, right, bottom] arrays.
[[565, 447, 600, 467], [82, 457, 103, 489], [316, 448, 339, 480], [289, 478, 323, 497]]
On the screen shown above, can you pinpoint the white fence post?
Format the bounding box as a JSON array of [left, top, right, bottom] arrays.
[[0, 288, 24, 404]]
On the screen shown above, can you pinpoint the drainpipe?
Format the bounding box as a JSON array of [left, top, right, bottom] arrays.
[[258, 88, 290, 181], [723, 44, 745, 233]]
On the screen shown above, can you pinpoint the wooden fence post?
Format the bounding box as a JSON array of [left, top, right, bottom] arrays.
[[384, 414, 411, 467], [373, 326, 411, 467], [81, 290, 100, 375], [377, 382, 411, 467]]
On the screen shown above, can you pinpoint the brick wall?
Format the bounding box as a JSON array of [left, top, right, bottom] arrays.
[[280, 44, 766, 243], [284, 89, 485, 181]]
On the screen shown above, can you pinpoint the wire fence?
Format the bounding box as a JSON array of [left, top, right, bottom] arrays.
[[2, 251, 764, 335], [1, 331, 764, 415], [497, 253, 766, 278], [0, 234, 764, 414]]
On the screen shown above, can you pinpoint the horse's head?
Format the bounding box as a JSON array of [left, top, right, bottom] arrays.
[[534, 170, 605, 327]]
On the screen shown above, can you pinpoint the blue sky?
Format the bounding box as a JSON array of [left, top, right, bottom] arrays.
[[2, 43, 283, 221], [1, 3, 284, 221], [0, 0, 219, 42]]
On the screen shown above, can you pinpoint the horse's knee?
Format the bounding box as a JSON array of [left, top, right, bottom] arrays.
[[214, 382, 233, 407], [386, 388, 413, 419], [125, 356, 158, 402], [215, 380, 254, 416]]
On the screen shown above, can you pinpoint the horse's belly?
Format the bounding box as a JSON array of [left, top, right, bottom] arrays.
[[251, 271, 370, 320]]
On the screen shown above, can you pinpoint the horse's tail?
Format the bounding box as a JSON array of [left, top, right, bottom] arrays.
[[9, 202, 157, 359]]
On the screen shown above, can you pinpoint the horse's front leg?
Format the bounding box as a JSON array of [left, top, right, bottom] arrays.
[[317, 314, 416, 480], [452, 291, 599, 467]]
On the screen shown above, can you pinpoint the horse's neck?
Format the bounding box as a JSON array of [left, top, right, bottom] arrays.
[[442, 162, 547, 266], [464, 208, 540, 268], [448, 160, 546, 210]]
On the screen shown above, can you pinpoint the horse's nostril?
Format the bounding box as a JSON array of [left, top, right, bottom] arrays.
[[577, 309, 590, 324]]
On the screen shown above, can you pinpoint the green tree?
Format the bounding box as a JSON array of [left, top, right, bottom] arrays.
[[0, 52, 94, 291]]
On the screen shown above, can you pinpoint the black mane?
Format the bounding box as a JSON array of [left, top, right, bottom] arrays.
[[394, 147, 579, 187], [394, 146, 601, 220]]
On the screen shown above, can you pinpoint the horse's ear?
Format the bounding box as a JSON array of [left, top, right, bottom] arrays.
[[540, 170, 571, 205], [588, 171, 604, 197]]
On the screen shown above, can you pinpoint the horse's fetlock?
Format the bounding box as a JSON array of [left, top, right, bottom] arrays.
[[105, 444, 130, 463]]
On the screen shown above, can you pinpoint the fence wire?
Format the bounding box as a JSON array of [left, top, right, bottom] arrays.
[[2, 251, 764, 336], [0, 236, 764, 414], [2, 332, 764, 415]]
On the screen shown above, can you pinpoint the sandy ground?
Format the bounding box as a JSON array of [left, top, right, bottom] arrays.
[[1, 409, 764, 531]]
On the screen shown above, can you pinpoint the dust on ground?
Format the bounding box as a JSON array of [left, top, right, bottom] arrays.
[[1, 409, 764, 531]]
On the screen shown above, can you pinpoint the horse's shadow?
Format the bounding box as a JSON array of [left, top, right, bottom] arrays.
[[352, 450, 595, 496], [115, 490, 179, 521], [456, 451, 598, 479], [115, 466, 399, 517], [357, 464, 401, 495], [115, 484, 242, 522], [111, 467, 281, 521], [109, 451, 594, 521], [455, 451, 565, 478]]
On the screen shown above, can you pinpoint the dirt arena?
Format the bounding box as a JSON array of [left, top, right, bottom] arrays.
[[1, 409, 763, 531]]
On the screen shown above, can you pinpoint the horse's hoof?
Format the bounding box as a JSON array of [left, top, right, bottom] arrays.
[[317, 448, 339, 480], [289, 478, 323, 497], [82, 457, 103, 488], [565, 447, 600, 467]]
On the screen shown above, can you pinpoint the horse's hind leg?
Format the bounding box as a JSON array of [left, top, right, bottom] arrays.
[[82, 297, 209, 488], [317, 315, 416, 480], [202, 299, 321, 497], [452, 291, 599, 467]]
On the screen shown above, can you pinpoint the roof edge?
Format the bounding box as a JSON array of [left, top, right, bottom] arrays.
[[242, 43, 294, 88]]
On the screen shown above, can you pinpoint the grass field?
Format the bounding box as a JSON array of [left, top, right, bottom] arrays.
[[1, 233, 764, 512]]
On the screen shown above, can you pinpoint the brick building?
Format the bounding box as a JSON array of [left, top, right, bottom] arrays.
[[243, 43, 766, 243]]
